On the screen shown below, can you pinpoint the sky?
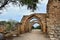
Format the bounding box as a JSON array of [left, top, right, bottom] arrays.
[[0, 0, 48, 22]]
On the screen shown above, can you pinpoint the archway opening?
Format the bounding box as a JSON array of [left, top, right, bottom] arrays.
[[32, 23, 41, 29], [28, 17, 43, 32]]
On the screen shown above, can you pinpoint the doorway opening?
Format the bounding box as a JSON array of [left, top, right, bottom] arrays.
[[29, 17, 42, 32], [32, 23, 41, 29]]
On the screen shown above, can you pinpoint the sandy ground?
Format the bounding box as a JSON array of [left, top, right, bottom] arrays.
[[13, 29, 50, 40]]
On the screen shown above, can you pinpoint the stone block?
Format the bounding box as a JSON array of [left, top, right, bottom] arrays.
[[50, 38, 56, 40]]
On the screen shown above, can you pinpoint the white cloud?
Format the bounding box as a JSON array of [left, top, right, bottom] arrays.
[[0, 0, 48, 22], [39, 0, 48, 4], [0, 19, 8, 21]]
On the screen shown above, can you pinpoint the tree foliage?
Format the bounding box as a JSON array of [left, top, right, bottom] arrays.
[[0, 0, 39, 11], [20, 0, 38, 11], [0, 21, 6, 25], [0, 20, 18, 32], [6, 19, 18, 31]]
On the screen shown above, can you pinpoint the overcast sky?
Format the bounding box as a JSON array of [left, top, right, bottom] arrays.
[[0, 0, 48, 22]]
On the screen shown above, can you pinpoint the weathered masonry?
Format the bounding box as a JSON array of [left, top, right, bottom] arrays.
[[21, 14, 46, 33], [18, 0, 60, 40]]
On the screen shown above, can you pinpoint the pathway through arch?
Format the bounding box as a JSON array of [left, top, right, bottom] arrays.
[[13, 29, 50, 40]]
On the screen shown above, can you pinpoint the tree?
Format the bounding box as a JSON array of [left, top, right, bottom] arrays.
[[0, 21, 6, 25], [6, 23, 13, 31], [0, 0, 8, 9], [5, 19, 18, 32], [0, 0, 39, 11]]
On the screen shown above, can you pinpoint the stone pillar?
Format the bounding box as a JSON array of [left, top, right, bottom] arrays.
[[20, 24, 25, 34], [24, 22, 29, 32], [42, 21, 46, 33], [28, 23, 32, 32]]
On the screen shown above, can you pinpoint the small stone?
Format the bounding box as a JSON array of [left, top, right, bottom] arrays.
[[50, 35, 54, 38], [50, 38, 56, 40]]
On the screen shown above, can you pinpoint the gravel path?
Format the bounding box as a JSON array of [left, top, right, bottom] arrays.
[[13, 29, 50, 40]]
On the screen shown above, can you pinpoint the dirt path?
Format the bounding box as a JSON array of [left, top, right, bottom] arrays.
[[13, 29, 50, 40]]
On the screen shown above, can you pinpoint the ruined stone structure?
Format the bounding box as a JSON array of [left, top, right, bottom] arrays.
[[19, 0, 60, 40], [21, 14, 46, 33]]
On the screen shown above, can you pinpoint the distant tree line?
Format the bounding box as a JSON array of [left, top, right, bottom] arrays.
[[32, 26, 41, 29], [0, 20, 19, 32]]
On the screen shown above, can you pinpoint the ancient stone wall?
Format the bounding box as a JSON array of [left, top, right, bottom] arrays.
[[47, 0, 60, 40]]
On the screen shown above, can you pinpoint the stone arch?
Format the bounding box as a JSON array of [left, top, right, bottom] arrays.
[[21, 14, 46, 33], [29, 21, 42, 31], [24, 15, 42, 32]]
